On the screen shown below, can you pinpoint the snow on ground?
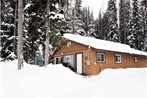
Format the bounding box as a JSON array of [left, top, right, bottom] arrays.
[[0, 60, 146, 98]]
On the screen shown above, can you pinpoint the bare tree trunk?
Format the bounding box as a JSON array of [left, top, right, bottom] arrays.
[[17, 0, 24, 70], [65, 0, 69, 17], [44, 0, 50, 66], [67, 0, 69, 12]]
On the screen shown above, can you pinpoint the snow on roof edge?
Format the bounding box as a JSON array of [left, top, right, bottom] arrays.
[[64, 33, 147, 56]]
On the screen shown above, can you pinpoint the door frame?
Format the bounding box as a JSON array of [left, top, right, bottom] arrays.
[[76, 53, 83, 74]]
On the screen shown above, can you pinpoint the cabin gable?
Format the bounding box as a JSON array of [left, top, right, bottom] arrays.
[[53, 34, 147, 76], [54, 40, 88, 56]]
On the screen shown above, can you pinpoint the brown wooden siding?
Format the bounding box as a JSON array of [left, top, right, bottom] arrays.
[[54, 40, 147, 76], [54, 41, 88, 72], [89, 49, 147, 75], [55, 41, 88, 55]]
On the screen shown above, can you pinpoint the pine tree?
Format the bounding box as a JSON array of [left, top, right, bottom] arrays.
[[145, 3, 147, 51], [139, 0, 146, 51], [98, 11, 103, 39], [81, 7, 89, 35], [119, 0, 131, 44], [23, 0, 67, 65], [106, 0, 119, 42], [81, 6, 95, 36], [0, 0, 1, 56], [13, 0, 18, 55], [102, 12, 109, 40], [23, 0, 47, 64], [1, 0, 17, 61], [141, 0, 147, 51], [17, 0, 24, 70], [46, 0, 67, 65], [128, 0, 144, 50], [95, 11, 105, 39], [0, 0, 1, 30], [75, 0, 81, 17], [94, 18, 99, 38], [0, 0, 1, 58], [64, 0, 85, 36], [70, 0, 85, 35], [95, 10, 109, 40]]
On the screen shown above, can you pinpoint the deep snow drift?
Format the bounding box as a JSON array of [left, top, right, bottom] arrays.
[[0, 60, 146, 98]]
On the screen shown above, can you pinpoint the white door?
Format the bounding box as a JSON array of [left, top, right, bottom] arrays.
[[76, 54, 82, 74]]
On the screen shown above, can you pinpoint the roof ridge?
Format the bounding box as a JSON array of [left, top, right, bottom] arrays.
[[64, 33, 147, 56]]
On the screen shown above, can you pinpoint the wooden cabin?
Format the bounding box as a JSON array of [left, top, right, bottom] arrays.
[[53, 34, 147, 75]]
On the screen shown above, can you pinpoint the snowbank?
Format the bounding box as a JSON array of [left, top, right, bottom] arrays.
[[0, 60, 146, 98]]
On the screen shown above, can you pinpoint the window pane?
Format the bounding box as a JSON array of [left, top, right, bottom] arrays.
[[97, 53, 104, 62], [97, 54, 101, 61], [118, 56, 120, 62], [56, 58, 58, 64], [64, 55, 74, 66], [101, 55, 104, 61], [115, 54, 121, 63], [115, 56, 118, 62]]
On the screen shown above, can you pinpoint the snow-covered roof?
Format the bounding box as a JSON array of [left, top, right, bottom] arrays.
[[64, 33, 147, 56]]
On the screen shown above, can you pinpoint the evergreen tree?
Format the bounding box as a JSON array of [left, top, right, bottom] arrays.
[[0, 0, 1, 55], [0, 0, 1, 30], [81, 6, 95, 36], [95, 11, 109, 40], [141, 0, 147, 51], [23, 0, 46, 64], [97, 11, 103, 39], [95, 11, 106, 39], [1, 0, 17, 61], [13, 0, 18, 56], [128, 0, 144, 50], [139, 0, 146, 51], [106, 0, 119, 42], [24, 0, 67, 64], [81, 7, 89, 35], [119, 0, 130, 44], [69, 0, 85, 35], [94, 18, 99, 38]]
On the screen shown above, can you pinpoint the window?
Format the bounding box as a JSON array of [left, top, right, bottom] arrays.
[[134, 57, 138, 63], [97, 53, 105, 62], [115, 54, 121, 63], [64, 55, 74, 67], [55, 57, 62, 64]]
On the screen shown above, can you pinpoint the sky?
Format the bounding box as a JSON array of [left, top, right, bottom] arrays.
[[81, 0, 109, 19]]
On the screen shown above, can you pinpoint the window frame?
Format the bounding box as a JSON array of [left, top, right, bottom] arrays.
[[115, 54, 122, 64], [96, 53, 105, 63], [64, 55, 74, 67], [55, 56, 62, 64]]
